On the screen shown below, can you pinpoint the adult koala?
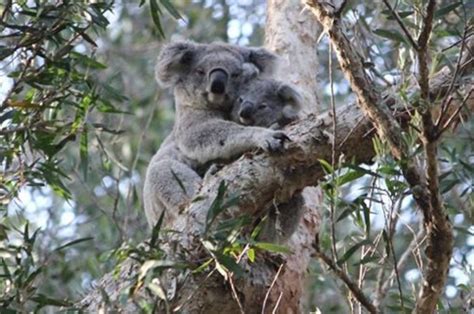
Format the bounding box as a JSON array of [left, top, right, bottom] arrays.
[[144, 41, 289, 227], [231, 78, 305, 243]]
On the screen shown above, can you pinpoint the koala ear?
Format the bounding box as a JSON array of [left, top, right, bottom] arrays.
[[155, 41, 199, 87], [241, 63, 260, 83], [278, 84, 303, 121], [240, 47, 279, 76]]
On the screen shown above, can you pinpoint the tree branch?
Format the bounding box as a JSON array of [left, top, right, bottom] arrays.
[[313, 245, 377, 314]]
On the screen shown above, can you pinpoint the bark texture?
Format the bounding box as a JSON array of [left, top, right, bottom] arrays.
[[266, 0, 323, 114]]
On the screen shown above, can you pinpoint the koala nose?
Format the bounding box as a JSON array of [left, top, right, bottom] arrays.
[[209, 69, 228, 94], [239, 101, 254, 119]]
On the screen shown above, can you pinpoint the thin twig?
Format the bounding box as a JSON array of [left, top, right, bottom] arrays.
[[381, 0, 419, 50], [329, 43, 339, 261], [261, 263, 284, 314], [381, 226, 426, 295], [439, 88, 473, 134], [271, 292, 283, 314], [435, 26, 469, 128], [314, 248, 377, 314], [388, 226, 405, 310], [335, 0, 349, 17], [228, 274, 245, 314]]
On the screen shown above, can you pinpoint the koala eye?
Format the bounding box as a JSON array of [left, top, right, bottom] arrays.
[[231, 71, 241, 78], [238, 96, 244, 103], [258, 103, 267, 110], [195, 68, 205, 76]]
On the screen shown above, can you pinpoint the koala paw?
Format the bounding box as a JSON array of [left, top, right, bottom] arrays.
[[261, 130, 291, 153]]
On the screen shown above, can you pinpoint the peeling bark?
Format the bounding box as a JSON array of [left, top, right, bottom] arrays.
[[266, 0, 323, 114]]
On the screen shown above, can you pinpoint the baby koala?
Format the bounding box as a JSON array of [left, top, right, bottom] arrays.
[[231, 78, 305, 243], [231, 78, 302, 130]]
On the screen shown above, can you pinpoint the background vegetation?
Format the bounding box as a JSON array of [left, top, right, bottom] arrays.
[[0, 0, 472, 312]]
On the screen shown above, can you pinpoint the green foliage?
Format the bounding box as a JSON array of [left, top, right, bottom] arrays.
[[0, 0, 471, 312], [0, 1, 116, 205], [0, 222, 92, 311]]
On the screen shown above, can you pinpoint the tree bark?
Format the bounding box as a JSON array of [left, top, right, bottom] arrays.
[[266, 0, 323, 114]]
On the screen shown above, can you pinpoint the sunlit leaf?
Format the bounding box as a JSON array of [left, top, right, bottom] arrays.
[[318, 159, 333, 174], [254, 242, 290, 254], [247, 248, 255, 262]]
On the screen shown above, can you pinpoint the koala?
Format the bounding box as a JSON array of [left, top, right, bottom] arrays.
[[143, 132, 202, 227], [156, 41, 290, 164], [144, 41, 290, 227], [144, 78, 305, 245], [231, 78, 302, 130]]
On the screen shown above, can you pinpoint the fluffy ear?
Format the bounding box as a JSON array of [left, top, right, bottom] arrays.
[[155, 41, 199, 87], [240, 47, 279, 76], [241, 63, 260, 83], [278, 83, 303, 121]]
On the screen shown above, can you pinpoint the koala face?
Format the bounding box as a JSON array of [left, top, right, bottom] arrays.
[[232, 79, 302, 129], [156, 41, 278, 110]]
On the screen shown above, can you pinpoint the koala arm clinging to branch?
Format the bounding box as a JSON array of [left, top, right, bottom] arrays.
[[174, 107, 290, 165]]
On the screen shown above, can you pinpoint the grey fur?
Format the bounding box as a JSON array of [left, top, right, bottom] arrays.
[[143, 133, 202, 227], [259, 193, 305, 243], [144, 41, 288, 226], [231, 79, 303, 130]]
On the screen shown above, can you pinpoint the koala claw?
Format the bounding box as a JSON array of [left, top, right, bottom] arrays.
[[274, 131, 291, 142], [263, 131, 290, 153]]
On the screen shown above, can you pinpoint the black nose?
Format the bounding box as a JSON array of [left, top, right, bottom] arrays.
[[239, 101, 254, 119], [209, 69, 228, 94]]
